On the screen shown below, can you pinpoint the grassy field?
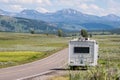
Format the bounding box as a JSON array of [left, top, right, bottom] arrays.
[[0, 32, 70, 68], [51, 35, 120, 80], [94, 35, 120, 68]]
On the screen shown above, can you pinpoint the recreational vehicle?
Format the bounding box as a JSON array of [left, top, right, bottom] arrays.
[[68, 37, 98, 69]]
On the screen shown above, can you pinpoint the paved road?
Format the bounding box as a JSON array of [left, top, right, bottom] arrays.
[[0, 48, 68, 80]]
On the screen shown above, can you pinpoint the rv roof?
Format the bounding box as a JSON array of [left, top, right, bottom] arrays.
[[70, 38, 96, 42]]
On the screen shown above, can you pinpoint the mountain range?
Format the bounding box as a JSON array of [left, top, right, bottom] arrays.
[[0, 15, 59, 33], [0, 8, 120, 31]]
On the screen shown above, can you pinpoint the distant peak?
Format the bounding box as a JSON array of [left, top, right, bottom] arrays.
[[106, 14, 119, 17], [21, 9, 37, 12], [56, 8, 81, 14], [0, 9, 7, 13], [101, 14, 120, 21], [0, 9, 4, 11], [62, 8, 77, 11], [20, 9, 40, 14], [0, 9, 11, 15]]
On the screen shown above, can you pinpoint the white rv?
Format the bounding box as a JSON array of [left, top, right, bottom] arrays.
[[68, 38, 98, 68]]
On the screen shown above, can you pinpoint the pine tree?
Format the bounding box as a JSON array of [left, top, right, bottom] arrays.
[[58, 29, 62, 37], [80, 29, 88, 37]]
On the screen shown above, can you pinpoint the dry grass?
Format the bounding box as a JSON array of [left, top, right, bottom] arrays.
[[51, 35, 120, 80], [50, 76, 69, 80], [0, 32, 70, 68]]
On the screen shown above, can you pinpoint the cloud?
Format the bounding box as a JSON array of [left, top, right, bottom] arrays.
[[36, 0, 43, 4], [75, 3, 105, 16], [51, 0, 120, 16], [43, 0, 52, 6], [0, 0, 9, 3], [4, 5, 25, 12], [80, 4, 89, 9], [16, 0, 34, 4], [0, 0, 52, 12], [9, 5, 24, 11], [87, 4, 105, 15], [46, 0, 101, 13], [36, 7, 49, 13], [106, 0, 120, 15], [0, 0, 120, 16], [0, 0, 51, 5]]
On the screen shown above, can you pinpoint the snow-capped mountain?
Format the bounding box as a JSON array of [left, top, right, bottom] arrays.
[[0, 8, 120, 30]]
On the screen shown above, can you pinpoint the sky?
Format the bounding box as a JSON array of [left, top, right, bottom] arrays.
[[0, 0, 120, 16]]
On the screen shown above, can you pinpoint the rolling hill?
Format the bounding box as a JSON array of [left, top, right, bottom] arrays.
[[0, 15, 59, 33]]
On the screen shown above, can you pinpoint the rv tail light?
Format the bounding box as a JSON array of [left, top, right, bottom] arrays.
[[70, 61, 74, 63]]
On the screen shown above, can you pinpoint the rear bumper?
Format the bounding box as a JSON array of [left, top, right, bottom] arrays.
[[68, 63, 97, 67]]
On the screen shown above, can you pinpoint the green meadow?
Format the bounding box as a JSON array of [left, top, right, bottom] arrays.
[[51, 35, 120, 80], [0, 32, 70, 68]]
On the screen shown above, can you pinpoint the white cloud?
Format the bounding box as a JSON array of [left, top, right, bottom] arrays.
[[0, 0, 52, 13], [76, 3, 105, 16], [8, 5, 25, 12], [43, 0, 52, 6], [0, 0, 51, 5], [89, 4, 105, 16], [0, 0, 33, 4], [16, 0, 34, 4], [90, 4, 99, 10], [36, 0, 43, 4], [0, 0, 120, 16], [0, 0, 9, 3], [48, 0, 97, 12], [36, 7, 49, 13], [84, 0, 95, 1], [106, 0, 120, 15], [58, 0, 94, 3], [52, 0, 120, 16], [80, 4, 89, 10], [14, 0, 51, 5]]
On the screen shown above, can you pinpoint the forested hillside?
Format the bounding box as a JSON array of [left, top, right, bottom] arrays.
[[0, 15, 58, 33]]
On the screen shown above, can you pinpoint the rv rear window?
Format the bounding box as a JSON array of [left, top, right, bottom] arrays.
[[74, 47, 89, 53]]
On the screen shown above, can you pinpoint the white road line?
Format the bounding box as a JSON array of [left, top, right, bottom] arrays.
[[16, 70, 53, 80], [16, 63, 67, 80]]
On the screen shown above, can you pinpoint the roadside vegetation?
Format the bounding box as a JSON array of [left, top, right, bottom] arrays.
[[50, 35, 120, 80], [0, 32, 70, 68]]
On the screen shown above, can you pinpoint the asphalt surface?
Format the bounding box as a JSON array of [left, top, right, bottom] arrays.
[[0, 48, 68, 80]]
